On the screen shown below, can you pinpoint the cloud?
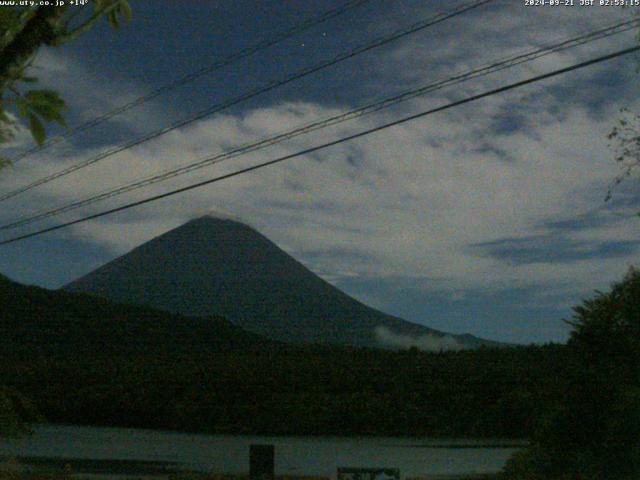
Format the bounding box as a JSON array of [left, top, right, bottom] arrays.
[[3, 85, 635, 298], [374, 326, 464, 352], [472, 235, 640, 265]]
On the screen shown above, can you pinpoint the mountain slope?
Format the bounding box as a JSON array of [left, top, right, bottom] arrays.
[[64, 216, 497, 349], [0, 273, 274, 358]]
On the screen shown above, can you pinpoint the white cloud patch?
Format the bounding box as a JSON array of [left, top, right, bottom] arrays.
[[375, 326, 464, 351]]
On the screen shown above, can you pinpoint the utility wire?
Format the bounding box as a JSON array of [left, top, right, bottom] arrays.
[[0, 0, 493, 203], [1, 44, 637, 246], [1, 17, 637, 232], [7, 0, 372, 163]]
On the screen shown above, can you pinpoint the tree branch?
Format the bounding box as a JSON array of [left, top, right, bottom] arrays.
[[0, 6, 67, 92], [53, 1, 121, 44]]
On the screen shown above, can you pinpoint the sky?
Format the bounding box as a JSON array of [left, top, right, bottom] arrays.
[[1, 0, 639, 345]]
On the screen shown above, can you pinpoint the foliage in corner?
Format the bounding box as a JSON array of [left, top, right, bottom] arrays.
[[606, 109, 640, 212], [605, 5, 640, 212], [14, 88, 66, 146], [502, 267, 640, 480], [0, 1, 131, 166]]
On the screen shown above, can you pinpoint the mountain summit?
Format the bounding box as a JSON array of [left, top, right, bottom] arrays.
[[64, 216, 495, 349]]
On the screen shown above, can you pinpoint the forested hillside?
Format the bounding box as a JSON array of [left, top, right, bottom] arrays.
[[0, 273, 568, 438]]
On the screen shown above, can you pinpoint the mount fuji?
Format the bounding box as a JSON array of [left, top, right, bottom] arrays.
[[64, 216, 498, 349]]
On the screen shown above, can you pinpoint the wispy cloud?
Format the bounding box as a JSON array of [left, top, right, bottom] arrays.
[[375, 326, 464, 351]]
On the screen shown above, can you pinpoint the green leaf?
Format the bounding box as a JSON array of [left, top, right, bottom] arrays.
[[108, 10, 119, 28], [119, 1, 132, 23], [25, 90, 65, 109], [24, 90, 66, 125], [15, 97, 29, 118], [28, 114, 45, 146]]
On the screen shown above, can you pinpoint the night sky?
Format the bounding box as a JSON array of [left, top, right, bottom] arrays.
[[1, 0, 639, 344]]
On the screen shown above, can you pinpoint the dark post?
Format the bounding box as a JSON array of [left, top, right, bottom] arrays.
[[250, 444, 275, 480]]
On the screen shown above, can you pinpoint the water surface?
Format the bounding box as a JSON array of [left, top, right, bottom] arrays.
[[0, 425, 525, 478]]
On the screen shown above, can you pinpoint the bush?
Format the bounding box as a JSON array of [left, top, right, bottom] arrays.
[[502, 268, 640, 480]]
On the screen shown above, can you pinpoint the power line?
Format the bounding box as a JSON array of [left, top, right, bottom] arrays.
[[0, 0, 493, 203], [1, 17, 637, 232], [7, 0, 372, 163], [1, 44, 637, 246]]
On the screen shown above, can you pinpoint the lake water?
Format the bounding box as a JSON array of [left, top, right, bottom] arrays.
[[0, 425, 525, 478]]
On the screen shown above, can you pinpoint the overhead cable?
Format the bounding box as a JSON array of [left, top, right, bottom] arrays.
[[1, 44, 637, 245]]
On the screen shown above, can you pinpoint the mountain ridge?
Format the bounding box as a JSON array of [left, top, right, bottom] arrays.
[[0, 272, 275, 359]]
